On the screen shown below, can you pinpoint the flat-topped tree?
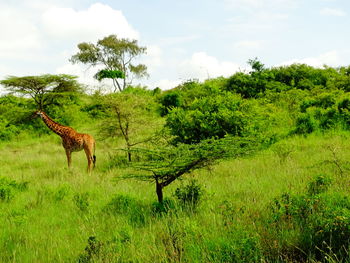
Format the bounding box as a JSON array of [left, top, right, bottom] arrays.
[[70, 35, 148, 92], [124, 136, 260, 203], [0, 74, 81, 110]]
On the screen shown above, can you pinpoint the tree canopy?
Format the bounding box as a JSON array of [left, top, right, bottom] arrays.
[[124, 136, 260, 203], [70, 35, 148, 92], [0, 74, 81, 110]]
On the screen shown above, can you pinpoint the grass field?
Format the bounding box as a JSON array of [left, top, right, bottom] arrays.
[[1, 130, 350, 262]]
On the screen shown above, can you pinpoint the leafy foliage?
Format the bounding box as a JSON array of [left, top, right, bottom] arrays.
[[174, 180, 204, 209], [268, 174, 350, 261], [99, 89, 160, 161], [125, 136, 260, 202], [70, 35, 148, 92], [0, 74, 81, 110], [159, 91, 182, 116], [94, 69, 125, 81], [165, 92, 255, 144]]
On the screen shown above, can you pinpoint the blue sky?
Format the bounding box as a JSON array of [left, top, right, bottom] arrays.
[[0, 0, 349, 91]]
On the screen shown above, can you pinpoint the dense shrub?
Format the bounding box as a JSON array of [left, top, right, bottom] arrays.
[[0, 123, 21, 141], [174, 180, 204, 210], [268, 175, 350, 261], [225, 72, 257, 98], [159, 92, 182, 116], [293, 113, 316, 135], [165, 92, 255, 144], [0, 92, 89, 140], [293, 92, 350, 134]]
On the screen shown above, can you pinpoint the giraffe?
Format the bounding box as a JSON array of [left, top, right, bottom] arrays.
[[33, 110, 96, 173]]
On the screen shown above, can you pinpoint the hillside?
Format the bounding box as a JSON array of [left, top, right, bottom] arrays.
[[2, 62, 350, 262]]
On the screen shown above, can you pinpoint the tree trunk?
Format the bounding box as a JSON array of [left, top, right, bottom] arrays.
[[156, 180, 163, 203], [127, 147, 132, 162]]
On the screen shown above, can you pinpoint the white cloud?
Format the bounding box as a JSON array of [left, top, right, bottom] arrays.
[[153, 79, 182, 90], [178, 52, 240, 81], [0, 6, 41, 59], [279, 50, 342, 67], [55, 63, 96, 84], [0, 2, 140, 88], [143, 45, 163, 73], [320, 7, 346, 16], [55, 63, 120, 93], [41, 3, 139, 42]]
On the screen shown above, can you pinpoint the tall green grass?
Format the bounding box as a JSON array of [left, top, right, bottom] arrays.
[[1, 131, 350, 262]]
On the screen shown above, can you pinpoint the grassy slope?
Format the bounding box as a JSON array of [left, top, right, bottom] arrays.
[[1, 130, 350, 262]]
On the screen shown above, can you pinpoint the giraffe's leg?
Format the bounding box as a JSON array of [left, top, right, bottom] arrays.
[[84, 147, 94, 173], [65, 149, 72, 169]]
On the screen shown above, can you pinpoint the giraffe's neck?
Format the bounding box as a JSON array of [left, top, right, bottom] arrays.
[[40, 112, 70, 137]]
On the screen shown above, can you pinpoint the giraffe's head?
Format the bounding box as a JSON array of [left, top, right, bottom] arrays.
[[32, 110, 44, 119]]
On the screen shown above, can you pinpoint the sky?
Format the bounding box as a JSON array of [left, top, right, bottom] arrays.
[[0, 0, 349, 91]]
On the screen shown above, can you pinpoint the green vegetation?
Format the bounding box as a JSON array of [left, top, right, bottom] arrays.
[[0, 74, 82, 110], [70, 34, 148, 92], [2, 59, 350, 262]]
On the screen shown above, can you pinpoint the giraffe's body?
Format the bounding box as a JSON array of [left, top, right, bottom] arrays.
[[34, 111, 96, 172]]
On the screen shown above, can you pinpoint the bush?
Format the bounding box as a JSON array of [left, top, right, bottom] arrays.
[[165, 93, 255, 144], [0, 123, 20, 141], [268, 174, 350, 261], [103, 194, 149, 226], [338, 97, 350, 129], [307, 174, 332, 196], [293, 113, 316, 135], [0, 177, 28, 202], [160, 92, 182, 116], [174, 180, 204, 210], [225, 72, 265, 98]]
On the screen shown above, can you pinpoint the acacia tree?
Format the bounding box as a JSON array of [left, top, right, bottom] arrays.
[[101, 92, 158, 162], [70, 35, 148, 92], [0, 74, 81, 110], [125, 136, 259, 203]]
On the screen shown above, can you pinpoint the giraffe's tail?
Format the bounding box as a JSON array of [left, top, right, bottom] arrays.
[[93, 141, 96, 168]]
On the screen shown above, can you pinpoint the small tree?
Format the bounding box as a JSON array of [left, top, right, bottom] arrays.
[[70, 35, 148, 92], [124, 136, 259, 203], [101, 92, 159, 162], [0, 74, 81, 110]]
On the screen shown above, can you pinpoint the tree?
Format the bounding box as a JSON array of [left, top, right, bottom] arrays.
[[124, 136, 259, 203], [0, 74, 81, 110], [70, 35, 148, 92], [248, 57, 265, 73], [101, 91, 159, 161], [165, 92, 256, 144]]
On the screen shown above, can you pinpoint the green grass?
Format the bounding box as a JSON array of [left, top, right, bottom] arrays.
[[1, 131, 350, 262]]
